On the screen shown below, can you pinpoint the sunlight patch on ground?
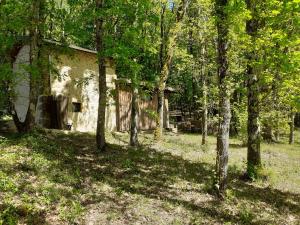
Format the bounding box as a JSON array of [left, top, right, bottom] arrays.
[[0, 129, 299, 224]]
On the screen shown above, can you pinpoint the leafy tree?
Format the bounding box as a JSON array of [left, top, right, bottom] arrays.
[[0, 0, 69, 131], [155, 0, 189, 140]]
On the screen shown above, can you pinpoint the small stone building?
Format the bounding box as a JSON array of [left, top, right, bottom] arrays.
[[13, 41, 117, 132], [12, 41, 170, 133]]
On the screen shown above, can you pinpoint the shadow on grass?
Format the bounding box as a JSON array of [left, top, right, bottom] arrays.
[[0, 203, 46, 225], [1, 130, 300, 224]]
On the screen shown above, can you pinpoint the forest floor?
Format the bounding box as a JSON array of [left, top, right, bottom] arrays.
[[0, 129, 299, 225]]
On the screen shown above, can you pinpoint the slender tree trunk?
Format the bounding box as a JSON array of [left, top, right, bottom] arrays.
[[215, 0, 230, 198], [130, 85, 139, 146], [95, 0, 107, 151], [154, 0, 188, 140], [159, 4, 166, 73], [246, 0, 262, 177], [155, 4, 166, 141], [39, 45, 51, 96], [130, 3, 140, 147], [274, 123, 280, 142], [35, 0, 49, 96], [155, 89, 165, 140], [272, 69, 281, 142], [201, 51, 208, 145], [202, 76, 208, 145], [247, 64, 261, 174], [289, 110, 295, 145]]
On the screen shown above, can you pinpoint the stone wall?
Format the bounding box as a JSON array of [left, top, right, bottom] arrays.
[[51, 49, 117, 132]]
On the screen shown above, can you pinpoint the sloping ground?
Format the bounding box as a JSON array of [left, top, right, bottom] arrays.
[[0, 129, 299, 225], [0, 120, 17, 133]]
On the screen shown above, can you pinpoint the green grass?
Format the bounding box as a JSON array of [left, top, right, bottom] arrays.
[[0, 128, 299, 224]]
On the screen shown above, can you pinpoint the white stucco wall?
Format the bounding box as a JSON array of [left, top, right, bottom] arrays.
[[13, 44, 117, 132], [51, 50, 117, 132]]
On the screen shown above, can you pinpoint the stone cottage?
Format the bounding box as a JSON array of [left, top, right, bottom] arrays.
[[12, 40, 170, 133]]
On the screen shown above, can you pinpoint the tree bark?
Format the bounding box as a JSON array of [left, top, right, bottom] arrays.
[[155, 3, 167, 141], [289, 110, 295, 145], [39, 45, 51, 96], [159, 4, 166, 74], [215, 0, 230, 198], [246, 0, 262, 177], [14, 0, 43, 133], [36, 0, 50, 96], [95, 0, 107, 151], [272, 69, 281, 142], [154, 0, 188, 140], [130, 85, 139, 146], [200, 45, 208, 145], [202, 77, 208, 145]]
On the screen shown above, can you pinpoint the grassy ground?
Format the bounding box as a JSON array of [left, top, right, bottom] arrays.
[[0, 129, 299, 225]]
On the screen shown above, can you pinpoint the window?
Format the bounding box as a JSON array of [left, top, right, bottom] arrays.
[[72, 102, 82, 112]]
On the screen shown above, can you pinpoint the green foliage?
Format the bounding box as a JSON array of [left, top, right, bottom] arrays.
[[238, 205, 255, 224], [122, 158, 135, 169], [0, 0, 300, 223], [246, 164, 273, 182], [58, 198, 84, 223], [235, 107, 248, 144], [0, 172, 18, 193], [0, 205, 18, 225], [246, 164, 261, 180], [261, 110, 289, 140], [1, 0, 298, 138]]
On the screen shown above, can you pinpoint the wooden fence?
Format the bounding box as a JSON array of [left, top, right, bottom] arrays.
[[116, 86, 158, 132]]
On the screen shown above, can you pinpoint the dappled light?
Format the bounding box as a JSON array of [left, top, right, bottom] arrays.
[[1, 0, 299, 224], [0, 130, 299, 224]]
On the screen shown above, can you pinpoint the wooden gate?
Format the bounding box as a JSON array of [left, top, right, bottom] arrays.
[[117, 87, 132, 131], [116, 86, 158, 132]]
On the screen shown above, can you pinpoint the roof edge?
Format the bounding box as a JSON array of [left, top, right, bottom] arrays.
[[44, 39, 98, 54]]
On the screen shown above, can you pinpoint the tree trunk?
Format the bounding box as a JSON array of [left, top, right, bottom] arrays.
[[295, 113, 300, 127], [159, 4, 166, 74], [289, 110, 295, 145], [201, 58, 208, 145], [15, 0, 44, 133], [215, 0, 230, 198], [202, 85, 208, 145], [272, 71, 281, 142], [155, 3, 167, 141], [247, 69, 261, 173], [36, 0, 49, 96], [154, 0, 188, 140], [130, 85, 139, 146], [155, 89, 165, 140], [39, 45, 51, 96], [95, 0, 107, 151], [274, 126, 280, 142], [246, 0, 262, 178]]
